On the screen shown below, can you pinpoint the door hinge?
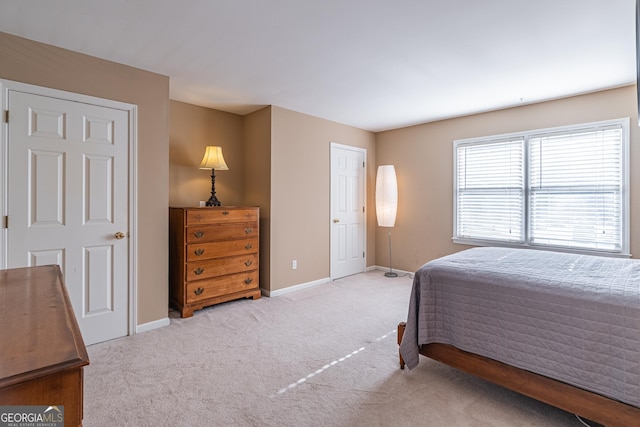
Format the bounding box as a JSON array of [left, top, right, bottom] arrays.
[[363, 251, 365, 258], [2, 216, 7, 229], [3, 110, 7, 124], [363, 161, 365, 168]]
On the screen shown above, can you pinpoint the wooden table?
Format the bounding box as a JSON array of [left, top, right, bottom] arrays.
[[0, 265, 89, 427]]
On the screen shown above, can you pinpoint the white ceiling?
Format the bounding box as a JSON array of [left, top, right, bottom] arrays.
[[0, 0, 636, 132]]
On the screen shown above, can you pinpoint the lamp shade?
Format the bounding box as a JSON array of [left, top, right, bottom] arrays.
[[199, 146, 229, 170], [376, 165, 398, 227]]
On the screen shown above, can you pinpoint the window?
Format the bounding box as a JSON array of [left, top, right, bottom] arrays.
[[453, 118, 629, 255]]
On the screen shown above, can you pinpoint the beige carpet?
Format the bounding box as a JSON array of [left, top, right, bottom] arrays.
[[84, 271, 588, 426]]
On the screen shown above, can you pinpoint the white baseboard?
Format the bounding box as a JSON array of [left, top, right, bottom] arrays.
[[262, 276, 331, 297], [261, 268, 413, 298], [136, 317, 170, 334]]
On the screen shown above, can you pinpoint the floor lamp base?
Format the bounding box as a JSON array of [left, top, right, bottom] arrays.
[[384, 228, 398, 278]]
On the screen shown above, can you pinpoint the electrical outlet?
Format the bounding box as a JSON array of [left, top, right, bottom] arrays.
[[292, 260, 297, 270]]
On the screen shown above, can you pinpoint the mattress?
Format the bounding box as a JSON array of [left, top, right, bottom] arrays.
[[399, 246, 640, 408]]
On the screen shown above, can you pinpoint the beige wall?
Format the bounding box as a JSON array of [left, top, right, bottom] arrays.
[[243, 107, 272, 290], [169, 103, 274, 291], [169, 103, 376, 293], [376, 85, 639, 272], [0, 31, 170, 326], [271, 106, 376, 291], [169, 100, 244, 207]]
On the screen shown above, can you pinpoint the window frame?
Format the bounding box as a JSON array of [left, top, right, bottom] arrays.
[[452, 118, 630, 257]]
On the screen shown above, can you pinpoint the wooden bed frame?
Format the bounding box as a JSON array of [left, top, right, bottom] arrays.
[[397, 322, 640, 427]]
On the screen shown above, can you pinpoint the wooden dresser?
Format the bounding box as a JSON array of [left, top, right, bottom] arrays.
[[0, 265, 89, 427], [169, 206, 261, 318]]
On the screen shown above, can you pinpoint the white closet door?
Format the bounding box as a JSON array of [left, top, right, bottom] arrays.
[[7, 89, 130, 345]]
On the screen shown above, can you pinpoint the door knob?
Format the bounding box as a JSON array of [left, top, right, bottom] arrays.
[[115, 231, 126, 240], [333, 219, 340, 223]]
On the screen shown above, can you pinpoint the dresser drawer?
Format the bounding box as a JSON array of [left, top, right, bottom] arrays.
[[186, 208, 257, 225], [186, 222, 258, 243], [186, 254, 258, 281], [186, 271, 259, 303], [187, 238, 258, 262]]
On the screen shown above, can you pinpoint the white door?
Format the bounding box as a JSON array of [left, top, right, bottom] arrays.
[[330, 143, 366, 279], [6, 89, 130, 345]]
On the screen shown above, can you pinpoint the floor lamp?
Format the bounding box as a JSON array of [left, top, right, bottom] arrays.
[[376, 165, 398, 277]]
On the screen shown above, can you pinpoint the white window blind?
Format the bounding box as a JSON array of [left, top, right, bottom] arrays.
[[456, 138, 524, 243], [453, 119, 629, 255], [529, 126, 623, 251]]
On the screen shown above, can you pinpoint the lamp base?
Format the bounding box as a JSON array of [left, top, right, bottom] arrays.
[[205, 196, 221, 207], [206, 169, 222, 207], [384, 271, 398, 278]]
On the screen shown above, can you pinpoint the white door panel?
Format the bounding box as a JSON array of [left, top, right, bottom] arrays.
[[6, 90, 129, 345], [331, 144, 366, 279]]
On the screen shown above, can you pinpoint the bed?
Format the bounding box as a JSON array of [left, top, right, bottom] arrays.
[[398, 247, 640, 427]]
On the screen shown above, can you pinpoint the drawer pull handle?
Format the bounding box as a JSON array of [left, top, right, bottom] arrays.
[[222, 211, 229, 215], [245, 260, 253, 267], [244, 277, 253, 285], [245, 228, 253, 234], [194, 249, 204, 256], [194, 287, 204, 296], [194, 231, 204, 238], [194, 267, 205, 275], [245, 243, 253, 250]]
